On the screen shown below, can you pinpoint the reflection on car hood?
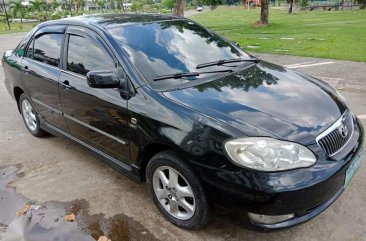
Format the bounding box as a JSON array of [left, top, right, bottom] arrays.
[[163, 62, 347, 145]]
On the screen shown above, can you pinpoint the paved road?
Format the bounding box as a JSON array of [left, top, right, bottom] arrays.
[[0, 34, 366, 241]]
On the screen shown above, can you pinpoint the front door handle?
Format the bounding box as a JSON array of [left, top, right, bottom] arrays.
[[60, 80, 75, 91]]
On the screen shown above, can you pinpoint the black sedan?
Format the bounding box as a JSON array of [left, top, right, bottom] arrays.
[[2, 14, 364, 229]]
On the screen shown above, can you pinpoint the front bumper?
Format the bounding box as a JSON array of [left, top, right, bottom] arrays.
[[251, 187, 344, 229], [191, 119, 364, 229]]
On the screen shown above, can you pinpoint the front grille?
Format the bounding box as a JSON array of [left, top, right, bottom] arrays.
[[316, 111, 354, 156]]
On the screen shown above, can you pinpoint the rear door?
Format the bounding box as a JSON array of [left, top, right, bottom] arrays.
[[59, 26, 131, 166], [21, 26, 68, 131]]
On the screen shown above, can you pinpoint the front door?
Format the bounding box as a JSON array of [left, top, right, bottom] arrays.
[[59, 27, 130, 166]]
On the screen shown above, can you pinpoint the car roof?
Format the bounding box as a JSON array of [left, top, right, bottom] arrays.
[[42, 13, 185, 29]]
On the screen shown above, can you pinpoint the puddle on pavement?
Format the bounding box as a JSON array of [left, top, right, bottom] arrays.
[[0, 165, 159, 241]]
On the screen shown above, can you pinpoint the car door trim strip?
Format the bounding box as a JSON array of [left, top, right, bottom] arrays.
[[32, 98, 63, 115], [63, 113, 128, 145], [32, 98, 127, 146], [45, 122, 132, 172]]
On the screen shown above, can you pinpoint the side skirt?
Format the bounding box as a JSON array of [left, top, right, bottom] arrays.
[[41, 121, 143, 183]]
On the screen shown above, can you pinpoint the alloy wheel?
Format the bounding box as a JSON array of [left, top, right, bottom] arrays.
[[153, 166, 196, 220], [22, 99, 37, 132]]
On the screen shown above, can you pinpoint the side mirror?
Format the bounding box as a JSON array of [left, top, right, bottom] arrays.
[[86, 70, 123, 89]]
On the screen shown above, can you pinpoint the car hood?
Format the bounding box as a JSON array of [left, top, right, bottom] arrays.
[[163, 62, 347, 145]]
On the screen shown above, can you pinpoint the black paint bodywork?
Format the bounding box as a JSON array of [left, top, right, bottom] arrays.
[[2, 14, 364, 229]]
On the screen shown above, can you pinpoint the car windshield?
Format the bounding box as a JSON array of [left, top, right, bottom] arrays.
[[107, 19, 250, 89]]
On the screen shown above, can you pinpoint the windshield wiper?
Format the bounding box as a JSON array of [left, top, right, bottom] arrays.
[[153, 69, 233, 82], [196, 58, 259, 69]]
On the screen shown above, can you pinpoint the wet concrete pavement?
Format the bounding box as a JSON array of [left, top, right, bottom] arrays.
[[0, 166, 158, 241], [1, 34, 366, 241]]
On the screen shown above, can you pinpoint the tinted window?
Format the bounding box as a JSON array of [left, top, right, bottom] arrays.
[[25, 39, 34, 58], [67, 35, 115, 76], [33, 34, 63, 67], [108, 20, 250, 88]]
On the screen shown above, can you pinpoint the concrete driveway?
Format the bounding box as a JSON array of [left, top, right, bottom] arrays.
[[0, 33, 365, 241]]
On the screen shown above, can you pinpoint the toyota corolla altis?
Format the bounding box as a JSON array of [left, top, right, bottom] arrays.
[[2, 14, 364, 229]]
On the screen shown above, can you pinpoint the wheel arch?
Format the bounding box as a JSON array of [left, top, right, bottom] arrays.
[[138, 143, 193, 182], [138, 143, 169, 182]]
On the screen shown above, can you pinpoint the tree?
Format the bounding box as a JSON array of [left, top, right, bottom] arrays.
[[75, 0, 80, 11], [109, 0, 115, 9], [174, 0, 184, 16], [97, 0, 105, 9], [29, 0, 46, 20], [202, 0, 223, 9], [1, 0, 11, 29], [288, 0, 294, 13], [162, 0, 175, 11], [80, 0, 86, 10], [51, 1, 60, 11], [10, 0, 27, 24], [357, 0, 365, 9], [258, 0, 269, 26], [131, 1, 143, 11]]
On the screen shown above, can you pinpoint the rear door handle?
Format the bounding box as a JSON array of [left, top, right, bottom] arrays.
[[60, 80, 75, 91], [23, 66, 30, 74]]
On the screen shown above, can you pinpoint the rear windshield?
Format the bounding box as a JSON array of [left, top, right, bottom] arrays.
[[108, 20, 249, 89]]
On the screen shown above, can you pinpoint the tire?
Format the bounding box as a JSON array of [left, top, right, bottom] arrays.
[[19, 94, 47, 137], [146, 150, 211, 229]]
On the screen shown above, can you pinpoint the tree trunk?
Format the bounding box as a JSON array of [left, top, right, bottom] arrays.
[[288, 0, 293, 13], [2, 0, 11, 29], [361, 0, 366, 9], [258, 0, 270, 25], [174, 0, 184, 17]]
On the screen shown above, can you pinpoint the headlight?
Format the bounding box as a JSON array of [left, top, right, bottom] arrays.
[[224, 137, 316, 171]]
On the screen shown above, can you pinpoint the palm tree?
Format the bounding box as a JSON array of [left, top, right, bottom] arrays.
[[10, 0, 27, 24], [51, 1, 61, 11], [29, 0, 46, 20]]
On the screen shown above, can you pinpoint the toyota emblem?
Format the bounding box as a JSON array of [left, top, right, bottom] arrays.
[[338, 124, 348, 138]]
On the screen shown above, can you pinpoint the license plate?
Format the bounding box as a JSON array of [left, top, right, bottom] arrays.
[[344, 151, 363, 187]]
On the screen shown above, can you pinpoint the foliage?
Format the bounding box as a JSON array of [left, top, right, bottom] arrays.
[[51, 1, 61, 11], [358, 0, 366, 9], [9, 0, 28, 23], [299, 0, 308, 8], [97, 0, 105, 8], [29, 0, 47, 20], [29, 0, 46, 12], [131, 1, 143, 11], [202, 0, 223, 9], [51, 11, 64, 20], [191, 6, 366, 62], [162, 0, 175, 9]]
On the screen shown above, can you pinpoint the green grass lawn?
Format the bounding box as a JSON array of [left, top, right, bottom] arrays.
[[191, 7, 366, 62], [0, 21, 36, 35]]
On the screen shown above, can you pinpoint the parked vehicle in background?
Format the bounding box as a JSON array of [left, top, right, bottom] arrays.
[[2, 13, 364, 230], [196, 6, 204, 11]]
